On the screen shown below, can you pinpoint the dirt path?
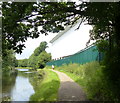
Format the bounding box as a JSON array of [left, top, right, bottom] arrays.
[[51, 70, 87, 101]]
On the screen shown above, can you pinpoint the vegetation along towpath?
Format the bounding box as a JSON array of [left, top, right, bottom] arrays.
[[51, 70, 87, 101]]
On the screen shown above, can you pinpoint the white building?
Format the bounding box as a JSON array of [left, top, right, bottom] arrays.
[[49, 21, 93, 60]]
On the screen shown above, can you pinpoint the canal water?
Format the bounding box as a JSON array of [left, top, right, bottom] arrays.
[[2, 69, 39, 102]]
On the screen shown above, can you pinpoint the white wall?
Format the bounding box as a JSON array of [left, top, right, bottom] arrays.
[[50, 22, 93, 59]]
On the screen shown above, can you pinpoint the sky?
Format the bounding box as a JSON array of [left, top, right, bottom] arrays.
[[15, 24, 93, 60], [15, 33, 57, 60]]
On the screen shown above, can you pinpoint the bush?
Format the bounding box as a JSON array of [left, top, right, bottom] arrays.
[[30, 70, 60, 101], [56, 61, 115, 101]]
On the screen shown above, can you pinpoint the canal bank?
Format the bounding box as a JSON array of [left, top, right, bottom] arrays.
[[2, 68, 41, 101], [30, 69, 60, 101], [2, 68, 60, 102]]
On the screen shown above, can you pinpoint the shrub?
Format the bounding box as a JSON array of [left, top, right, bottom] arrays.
[[56, 61, 116, 101]]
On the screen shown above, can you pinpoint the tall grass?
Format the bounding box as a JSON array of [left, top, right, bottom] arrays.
[[30, 69, 60, 101], [55, 61, 114, 101]]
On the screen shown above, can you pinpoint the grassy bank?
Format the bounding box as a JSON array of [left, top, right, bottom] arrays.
[[15, 67, 33, 69], [30, 69, 60, 101], [48, 61, 113, 101]]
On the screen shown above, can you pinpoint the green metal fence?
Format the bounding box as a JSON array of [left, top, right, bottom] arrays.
[[46, 45, 103, 66]]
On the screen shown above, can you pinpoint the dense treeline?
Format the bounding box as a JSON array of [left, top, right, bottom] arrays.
[[17, 59, 28, 67], [17, 41, 51, 69]]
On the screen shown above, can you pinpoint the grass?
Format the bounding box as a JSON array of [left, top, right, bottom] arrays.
[[30, 69, 60, 101], [15, 67, 33, 69], [49, 61, 111, 101], [58, 69, 86, 87]]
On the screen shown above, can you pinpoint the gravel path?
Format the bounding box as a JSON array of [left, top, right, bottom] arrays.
[[51, 70, 87, 101]]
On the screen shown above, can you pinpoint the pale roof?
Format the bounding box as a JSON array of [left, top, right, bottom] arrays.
[[50, 19, 81, 43]]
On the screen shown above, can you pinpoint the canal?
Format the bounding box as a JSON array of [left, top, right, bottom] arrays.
[[2, 68, 41, 102]]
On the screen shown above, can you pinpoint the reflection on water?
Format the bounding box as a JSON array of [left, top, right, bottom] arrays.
[[2, 69, 36, 101], [25, 72, 32, 74], [16, 69, 29, 71], [2, 72, 17, 99], [11, 75, 35, 101]]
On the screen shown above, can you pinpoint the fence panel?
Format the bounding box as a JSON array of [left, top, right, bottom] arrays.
[[46, 45, 103, 66]]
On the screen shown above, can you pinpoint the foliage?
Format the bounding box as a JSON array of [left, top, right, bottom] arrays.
[[15, 67, 32, 69], [30, 69, 60, 101], [56, 62, 116, 101], [2, 2, 120, 53], [96, 39, 120, 99], [18, 59, 28, 67], [28, 54, 37, 68], [28, 42, 51, 69], [29, 69, 45, 92], [34, 41, 48, 56], [37, 51, 51, 69], [17, 42, 51, 69], [2, 2, 35, 54], [2, 2, 79, 53], [2, 50, 18, 73], [2, 2, 120, 99], [85, 3, 120, 99]]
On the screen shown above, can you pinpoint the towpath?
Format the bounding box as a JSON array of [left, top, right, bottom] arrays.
[[51, 70, 87, 101]]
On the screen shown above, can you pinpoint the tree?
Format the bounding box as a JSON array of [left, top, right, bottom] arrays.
[[18, 59, 28, 67], [2, 2, 35, 54], [85, 3, 120, 100], [28, 54, 38, 68], [2, 50, 17, 72], [2, 2, 82, 53], [2, 2, 120, 100], [2, 2, 120, 53], [34, 41, 48, 56], [37, 51, 51, 69], [28, 41, 50, 69]]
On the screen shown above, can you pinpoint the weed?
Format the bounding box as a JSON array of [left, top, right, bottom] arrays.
[[30, 69, 60, 101], [54, 61, 114, 101]]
